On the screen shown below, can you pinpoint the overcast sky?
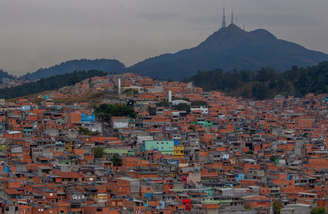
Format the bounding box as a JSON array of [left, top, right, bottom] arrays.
[[1, 0, 328, 76]]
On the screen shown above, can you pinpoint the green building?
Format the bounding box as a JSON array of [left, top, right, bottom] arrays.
[[104, 148, 135, 156], [60, 160, 71, 165], [144, 140, 174, 155], [0, 144, 7, 151]]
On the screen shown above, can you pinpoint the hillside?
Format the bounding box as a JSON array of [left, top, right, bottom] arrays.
[[128, 24, 328, 80], [184, 61, 328, 99], [0, 69, 16, 80], [0, 70, 108, 99], [21, 59, 125, 80]]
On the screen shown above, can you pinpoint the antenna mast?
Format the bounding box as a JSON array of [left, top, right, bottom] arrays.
[[222, 6, 226, 28]]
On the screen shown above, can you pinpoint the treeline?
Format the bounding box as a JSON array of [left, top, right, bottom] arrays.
[[0, 70, 108, 99], [21, 59, 125, 80], [94, 104, 136, 121], [183, 61, 328, 100], [0, 69, 16, 80]]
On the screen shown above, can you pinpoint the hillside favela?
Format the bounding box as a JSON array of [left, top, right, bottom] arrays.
[[2, 2, 328, 214]]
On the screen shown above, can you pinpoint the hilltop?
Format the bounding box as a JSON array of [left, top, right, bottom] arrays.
[[128, 24, 328, 80]]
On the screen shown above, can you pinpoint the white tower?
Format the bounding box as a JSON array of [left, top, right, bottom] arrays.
[[168, 90, 172, 102], [118, 78, 121, 95]]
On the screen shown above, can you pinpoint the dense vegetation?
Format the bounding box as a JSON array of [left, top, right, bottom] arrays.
[[93, 146, 105, 158], [0, 70, 108, 99], [0, 69, 16, 80], [22, 59, 125, 80], [110, 154, 123, 166], [78, 127, 100, 136], [311, 207, 328, 214], [94, 104, 136, 120], [183, 61, 328, 100]]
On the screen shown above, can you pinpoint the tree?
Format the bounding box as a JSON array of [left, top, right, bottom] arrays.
[[94, 104, 137, 120], [156, 101, 170, 107], [270, 156, 276, 162], [110, 154, 122, 166], [188, 125, 195, 131], [79, 127, 89, 135], [173, 103, 190, 112], [269, 79, 277, 89], [273, 203, 282, 214], [168, 78, 174, 82], [252, 83, 269, 100], [246, 151, 254, 155], [242, 88, 249, 98], [78, 127, 100, 136], [94, 146, 105, 158], [191, 100, 208, 106], [311, 207, 328, 214]]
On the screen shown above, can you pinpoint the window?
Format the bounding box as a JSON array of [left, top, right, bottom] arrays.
[[50, 193, 53, 196], [161, 147, 163, 149]]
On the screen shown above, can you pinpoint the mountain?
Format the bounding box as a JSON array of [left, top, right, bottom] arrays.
[[21, 59, 125, 80], [127, 24, 328, 80]]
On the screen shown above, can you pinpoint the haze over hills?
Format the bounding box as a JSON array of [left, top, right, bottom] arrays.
[[127, 24, 328, 80], [21, 59, 125, 80], [13, 24, 328, 81]]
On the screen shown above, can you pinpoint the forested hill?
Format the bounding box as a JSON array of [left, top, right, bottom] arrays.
[[184, 61, 328, 100], [0, 70, 107, 99], [21, 59, 125, 80], [0, 69, 16, 80], [128, 24, 328, 80]]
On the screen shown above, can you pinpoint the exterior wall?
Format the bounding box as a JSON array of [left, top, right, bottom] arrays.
[[144, 141, 174, 154]]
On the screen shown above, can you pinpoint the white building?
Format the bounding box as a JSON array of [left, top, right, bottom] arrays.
[[190, 106, 208, 115]]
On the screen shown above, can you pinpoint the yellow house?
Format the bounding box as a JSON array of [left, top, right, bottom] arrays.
[[170, 171, 177, 178], [92, 193, 108, 205], [65, 141, 75, 152], [174, 145, 184, 158], [230, 157, 237, 165]]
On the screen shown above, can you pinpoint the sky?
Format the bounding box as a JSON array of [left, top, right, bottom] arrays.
[[1, 0, 328, 76]]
